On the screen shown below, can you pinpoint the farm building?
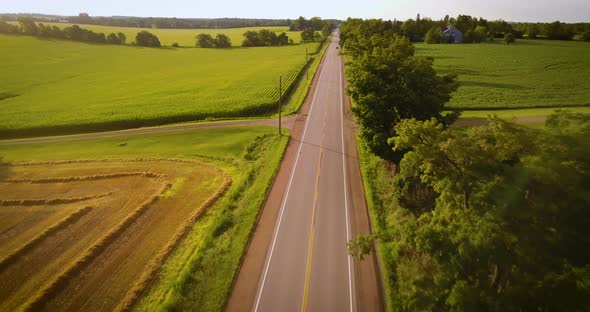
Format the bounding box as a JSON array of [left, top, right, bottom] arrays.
[[443, 26, 463, 43]]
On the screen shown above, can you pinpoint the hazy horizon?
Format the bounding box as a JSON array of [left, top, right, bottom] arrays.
[[2, 0, 590, 23]]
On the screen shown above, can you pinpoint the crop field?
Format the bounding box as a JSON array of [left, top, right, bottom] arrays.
[[416, 39, 590, 110], [0, 159, 229, 311], [0, 35, 319, 138], [0, 125, 289, 311], [37, 22, 303, 47]]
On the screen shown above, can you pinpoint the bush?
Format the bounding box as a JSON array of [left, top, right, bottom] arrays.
[[195, 33, 216, 48], [424, 27, 442, 44], [301, 28, 316, 42], [242, 29, 288, 47], [214, 34, 232, 48], [135, 31, 161, 47], [504, 32, 515, 44]]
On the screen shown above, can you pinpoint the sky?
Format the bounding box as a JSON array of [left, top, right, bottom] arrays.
[[2, 0, 590, 23]]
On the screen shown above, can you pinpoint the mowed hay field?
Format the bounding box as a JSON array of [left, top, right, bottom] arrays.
[[416, 39, 590, 110], [36, 22, 302, 47], [0, 159, 228, 311], [0, 35, 319, 138], [0, 125, 289, 311]]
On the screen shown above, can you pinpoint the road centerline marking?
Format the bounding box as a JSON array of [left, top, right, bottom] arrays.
[[301, 112, 328, 312], [252, 44, 329, 312]]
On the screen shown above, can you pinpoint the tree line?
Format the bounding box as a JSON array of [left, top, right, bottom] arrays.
[[0, 17, 165, 47], [0, 13, 297, 29], [341, 14, 590, 45], [343, 18, 590, 310]]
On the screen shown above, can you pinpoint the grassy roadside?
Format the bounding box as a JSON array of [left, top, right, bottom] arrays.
[[280, 37, 331, 115], [356, 138, 396, 312], [0, 125, 289, 311], [136, 130, 289, 311]]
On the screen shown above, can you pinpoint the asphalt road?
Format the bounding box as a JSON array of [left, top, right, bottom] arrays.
[[252, 33, 356, 312]]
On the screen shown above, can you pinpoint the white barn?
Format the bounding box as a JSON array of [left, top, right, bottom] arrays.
[[443, 26, 463, 43]]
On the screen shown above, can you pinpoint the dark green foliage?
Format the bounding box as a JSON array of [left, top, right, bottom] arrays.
[[241, 29, 288, 47], [289, 16, 335, 32], [0, 20, 19, 34], [543, 21, 575, 40], [300, 28, 316, 43], [0, 19, 128, 45], [504, 33, 515, 44], [364, 112, 590, 310], [135, 30, 161, 47], [17, 17, 38, 35], [214, 34, 231, 48], [343, 19, 458, 162], [196, 33, 216, 48], [424, 27, 442, 44], [117, 32, 126, 44]]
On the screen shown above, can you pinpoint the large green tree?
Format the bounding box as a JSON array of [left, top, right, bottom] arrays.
[[370, 114, 590, 311], [345, 34, 457, 162]]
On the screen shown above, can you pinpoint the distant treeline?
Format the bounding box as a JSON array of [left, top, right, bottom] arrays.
[[341, 14, 590, 44], [288, 16, 339, 32], [0, 13, 326, 29], [0, 18, 161, 47]]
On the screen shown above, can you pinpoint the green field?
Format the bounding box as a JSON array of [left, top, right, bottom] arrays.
[[16, 22, 303, 47], [0, 35, 320, 138], [458, 106, 590, 118], [417, 39, 590, 110], [0, 125, 289, 311]]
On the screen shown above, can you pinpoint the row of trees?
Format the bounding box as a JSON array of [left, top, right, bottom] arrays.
[[341, 19, 458, 163], [341, 15, 590, 44], [0, 13, 296, 29], [425, 26, 516, 45], [343, 18, 590, 310], [368, 113, 590, 310], [242, 29, 289, 47], [0, 18, 127, 45], [195, 33, 231, 48], [0, 17, 163, 47]]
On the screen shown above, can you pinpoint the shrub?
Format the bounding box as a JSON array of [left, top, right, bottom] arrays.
[[424, 27, 442, 44], [504, 32, 515, 44], [135, 31, 161, 47]]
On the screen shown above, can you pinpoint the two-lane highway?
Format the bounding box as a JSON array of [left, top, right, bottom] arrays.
[[253, 33, 355, 312]]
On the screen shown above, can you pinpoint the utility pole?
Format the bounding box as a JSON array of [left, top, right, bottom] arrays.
[[278, 76, 282, 135], [305, 48, 309, 80]]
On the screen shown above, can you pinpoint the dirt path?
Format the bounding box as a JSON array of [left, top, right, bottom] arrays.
[[0, 117, 296, 146]]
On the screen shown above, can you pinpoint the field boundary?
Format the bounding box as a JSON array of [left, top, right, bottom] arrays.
[[115, 174, 232, 312]]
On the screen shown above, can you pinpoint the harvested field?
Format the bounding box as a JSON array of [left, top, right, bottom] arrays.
[[0, 158, 229, 311]]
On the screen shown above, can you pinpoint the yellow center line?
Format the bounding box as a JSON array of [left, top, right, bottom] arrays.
[[301, 111, 328, 312]]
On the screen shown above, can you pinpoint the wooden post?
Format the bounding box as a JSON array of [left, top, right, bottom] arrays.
[[278, 76, 282, 135]]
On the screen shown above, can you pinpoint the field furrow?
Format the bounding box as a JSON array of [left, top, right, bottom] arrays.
[[0, 159, 227, 311]]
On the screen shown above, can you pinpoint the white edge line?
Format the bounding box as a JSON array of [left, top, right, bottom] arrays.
[[339, 49, 355, 312], [252, 44, 328, 312]]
